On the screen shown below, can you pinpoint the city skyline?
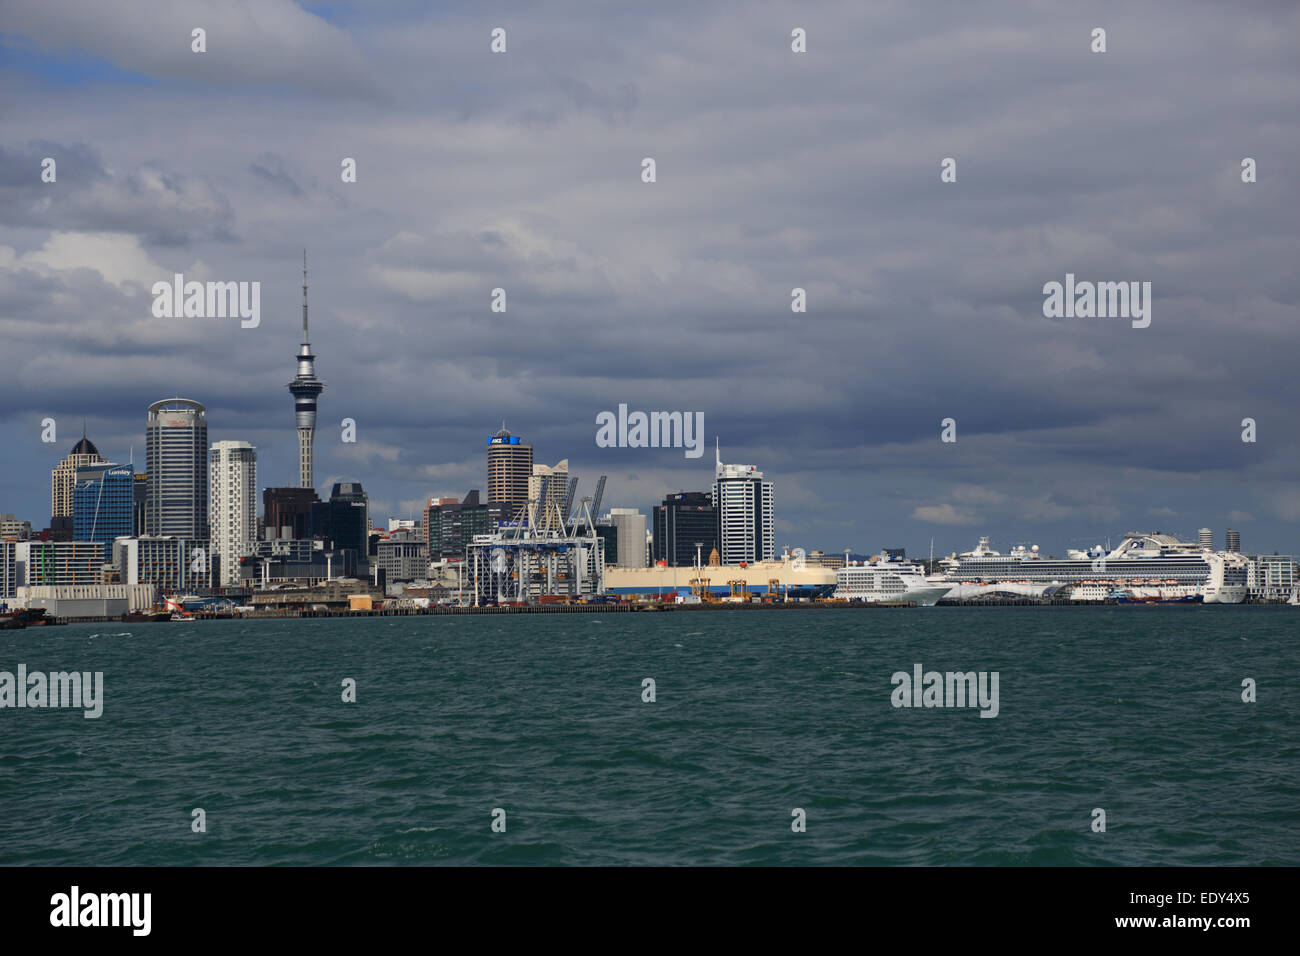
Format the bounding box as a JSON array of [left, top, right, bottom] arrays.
[[1, 2, 1297, 558]]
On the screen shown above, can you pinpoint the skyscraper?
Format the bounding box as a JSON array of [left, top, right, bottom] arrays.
[[529, 459, 570, 530], [287, 252, 324, 490], [712, 442, 774, 564], [1226, 528, 1241, 553], [652, 492, 718, 567], [487, 427, 532, 517], [145, 398, 208, 538], [72, 462, 134, 549], [51, 432, 106, 519], [311, 482, 369, 569], [210, 441, 257, 586], [1198, 528, 1213, 550]]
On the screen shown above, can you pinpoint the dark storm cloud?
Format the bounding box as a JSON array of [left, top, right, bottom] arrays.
[[0, 141, 235, 244], [0, 0, 1297, 552]]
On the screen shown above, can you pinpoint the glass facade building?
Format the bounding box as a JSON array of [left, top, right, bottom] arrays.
[[72, 463, 135, 547]]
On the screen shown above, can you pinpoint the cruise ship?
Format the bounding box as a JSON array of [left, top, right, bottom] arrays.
[[939, 534, 1248, 604], [834, 553, 953, 605]]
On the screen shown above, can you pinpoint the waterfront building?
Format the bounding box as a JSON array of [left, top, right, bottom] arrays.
[[113, 536, 214, 592], [487, 427, 533, 518], [287, 253, 324, 490], [13, 541, 107, 588], [712, 444, 774, 564], [1246, 554, 1297, 602], [145, 398, 208, 538], [51, 433, 106, 519], [652, 492, 717, 567], [210, 441, 257, 586], [72, 463, 135, 547]]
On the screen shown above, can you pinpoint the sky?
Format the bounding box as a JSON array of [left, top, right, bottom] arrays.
[[1, 0, 1297, 559]]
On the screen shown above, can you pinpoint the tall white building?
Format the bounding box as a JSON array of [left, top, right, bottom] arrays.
[[209, 441, 257, 586], [712, 443, 774, 564], [529, 459, 570, 530]]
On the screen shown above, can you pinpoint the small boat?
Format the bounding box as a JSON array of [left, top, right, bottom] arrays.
[[169, 612, 196, 622]]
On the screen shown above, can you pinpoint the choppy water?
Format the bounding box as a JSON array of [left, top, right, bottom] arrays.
[[1, 606, 1296, 865]]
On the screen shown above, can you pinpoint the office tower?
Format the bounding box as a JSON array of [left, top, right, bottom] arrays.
[[487, 427, 533, 517], [652, 492, 717, 567], [145, 398, 208, 538], [210, 441, 257, 586], [529, 459, 569, 530], [310, 482, 369, 568], [51, 432, 106, 519], [424, 491, 505, 560], [1226, 529, 1241, 553], [287, 252, 324, 490], [712, 443, 774, 564], [607, 508, 648, 568], [72, 462, 135, 548], [263, 487, 320, 540], [1198, 528, 1213, 550]]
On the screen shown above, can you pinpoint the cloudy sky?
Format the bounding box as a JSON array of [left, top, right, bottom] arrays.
[[2, 0, 1297, 558]]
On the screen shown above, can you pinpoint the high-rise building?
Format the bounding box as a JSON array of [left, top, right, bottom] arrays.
[[72, 463, 135, 547], [133, 473, 148, 535], [287, 252, 324, 490], [1198, 528, 1213, 550], [487, 427, 533, 517], [607, 508, 648, 568], [263, 487, 320, 540], [1226, 528, 1241, 553], [652, 492, 717, 567], [210, 441, 257, 586], [712, 443, 774, 564], [310, 482, 369, 569], [146, 398, 209, 539], [424, 491, 505, 560], [51, 433, 106, 519], [529, 459, 570, 530]]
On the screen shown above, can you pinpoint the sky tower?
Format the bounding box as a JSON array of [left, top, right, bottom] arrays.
[[287, 251, 324, 490]]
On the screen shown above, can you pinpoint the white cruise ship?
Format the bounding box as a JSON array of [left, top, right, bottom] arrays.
[[835, 553, 953, 605], [939, 534, 1248, 604]]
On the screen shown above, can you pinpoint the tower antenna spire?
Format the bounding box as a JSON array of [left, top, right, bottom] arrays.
[[302, 248, 309, 343]]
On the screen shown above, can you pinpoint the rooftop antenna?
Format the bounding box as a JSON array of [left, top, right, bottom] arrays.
[[715, 436, 721, 468]]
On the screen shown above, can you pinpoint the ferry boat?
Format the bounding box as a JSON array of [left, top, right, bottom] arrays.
[[940, 533, 1248, 603], [834, 553, 953, 605]]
